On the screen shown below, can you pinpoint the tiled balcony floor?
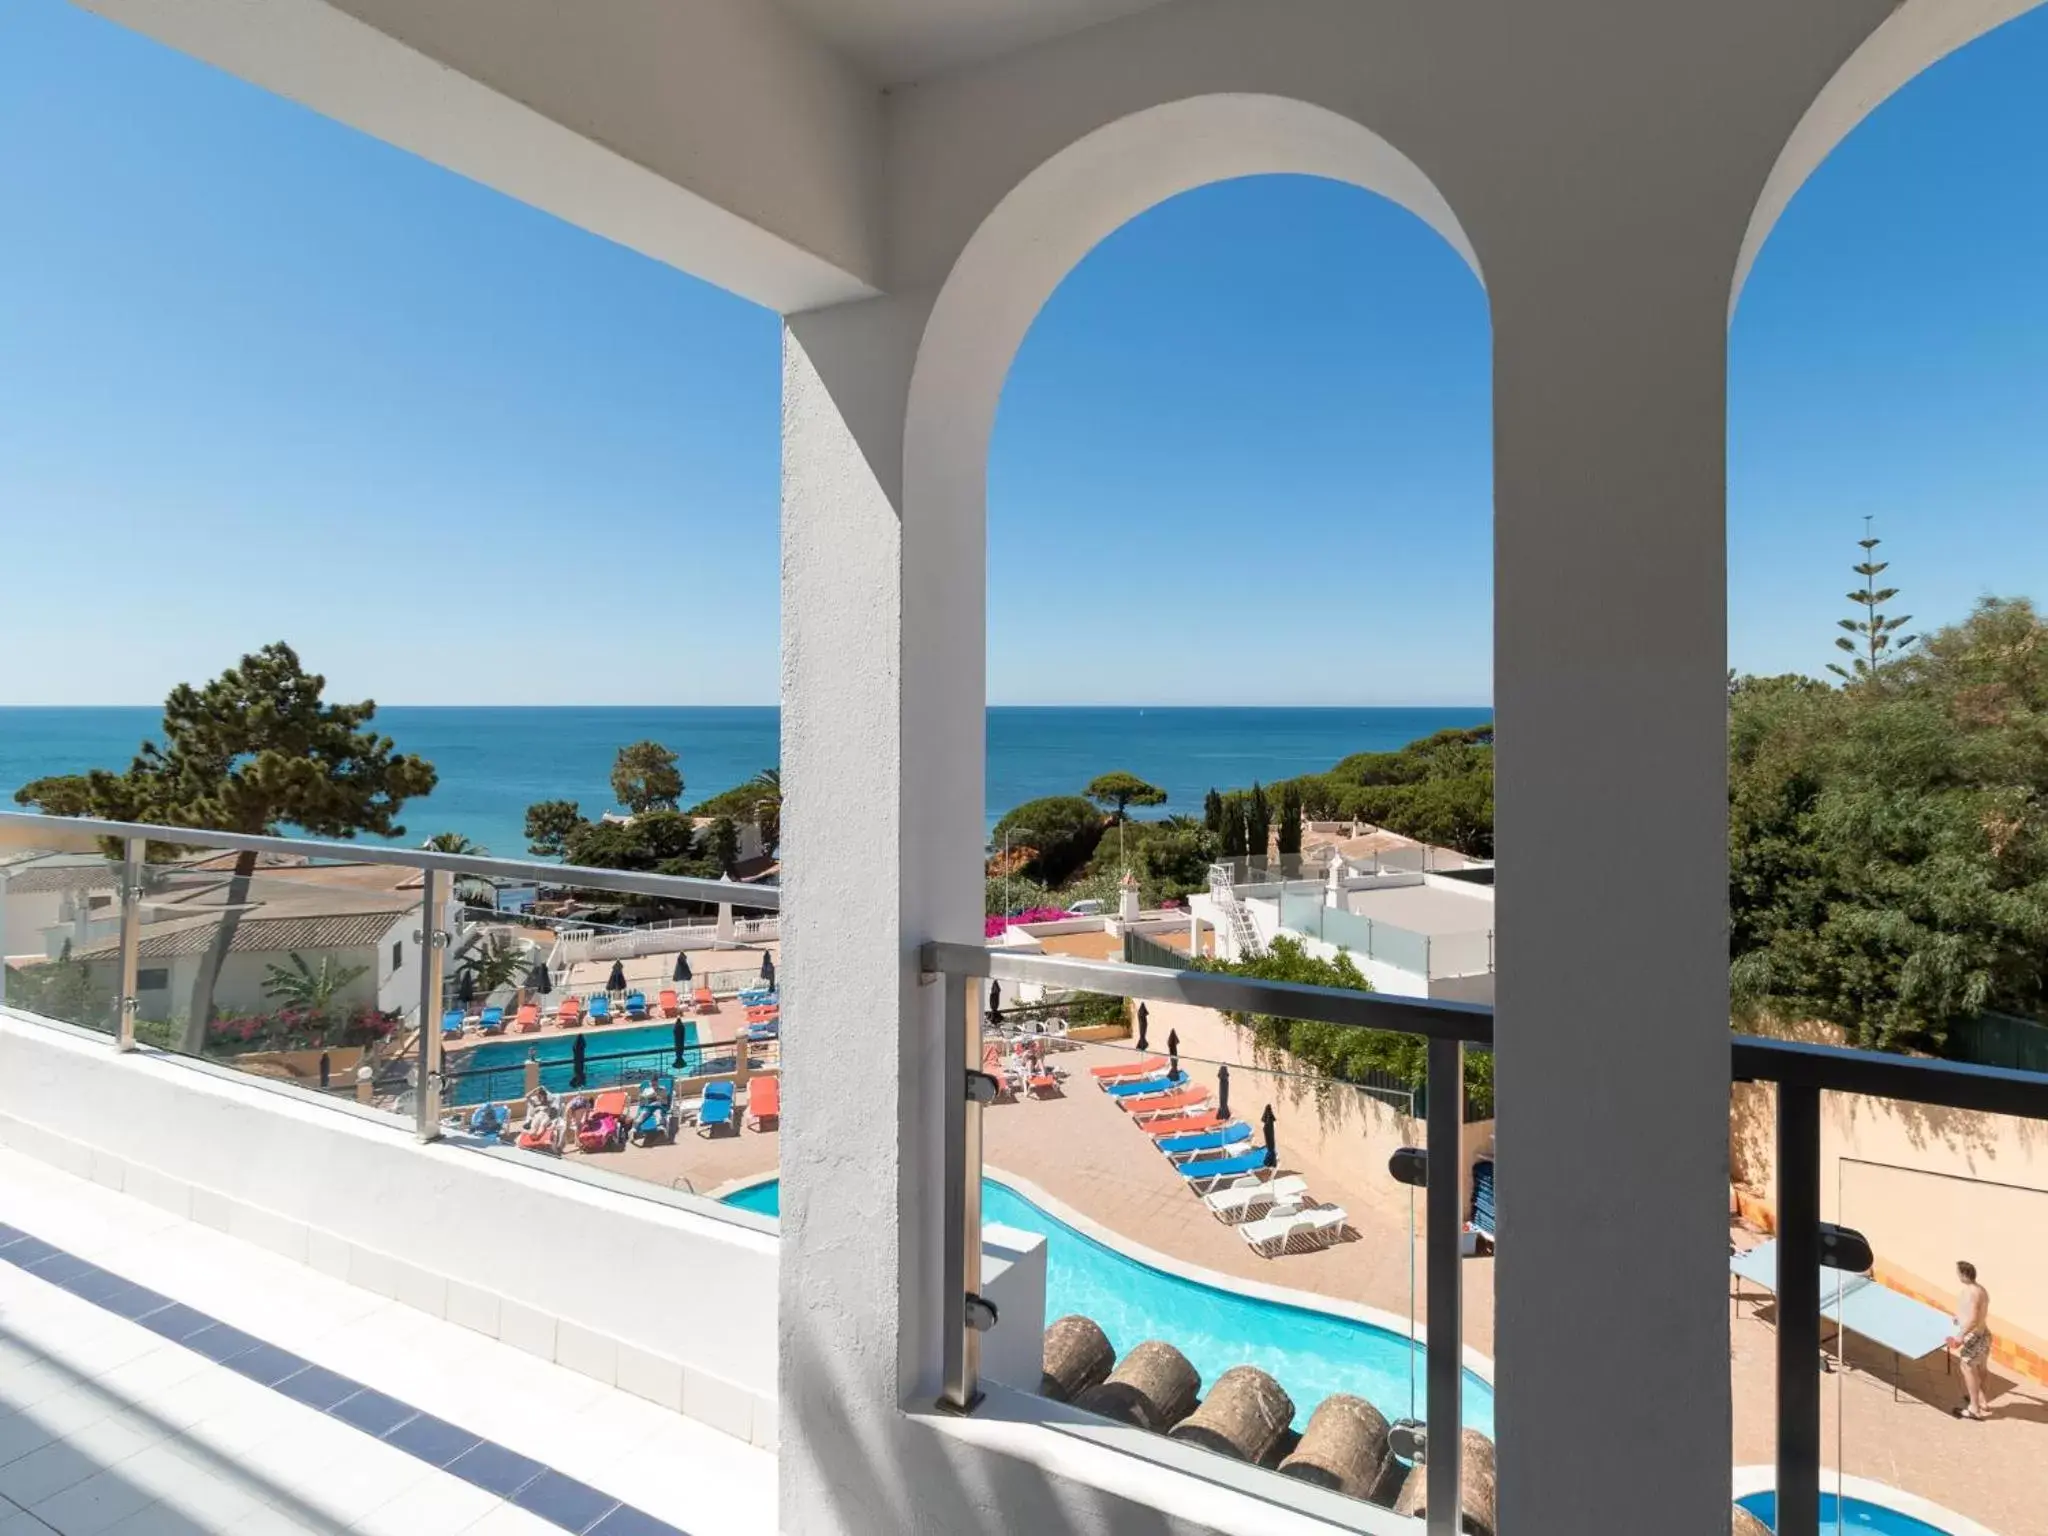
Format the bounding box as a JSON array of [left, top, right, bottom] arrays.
[[0, 1150, 773, 1535]]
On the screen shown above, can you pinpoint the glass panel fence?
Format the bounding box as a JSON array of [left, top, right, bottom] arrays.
[[1831, 1094, 2047, 1536], [432, 885, 781, 1206], [1274, 888, 1443, 981], [1728, 1078, 2048, 1536], [0, 845, 127, 1035], [2, 837, 783, 1207], [977, 982, 1493, 1529], [121, 855, 427, 1115]]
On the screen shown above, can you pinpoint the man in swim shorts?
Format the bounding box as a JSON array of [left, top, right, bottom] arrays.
[[1948, 1260, 1993, 1420]]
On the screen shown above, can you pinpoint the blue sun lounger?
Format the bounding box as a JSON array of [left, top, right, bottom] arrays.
[[440, 1009, 466, 1039], [625, 991, 648, 1020], [1106, 1070, 1188, 1099], [479, 1006, 505, 1035], [587, 995, 612, 1025], [697, 1080, 736, 1137], [1177, 1149, 1269, 1187], [1157, 1122, 1252, 1159]]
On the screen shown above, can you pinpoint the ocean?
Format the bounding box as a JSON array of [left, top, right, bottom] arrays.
[[0, 705, 1491, 855]]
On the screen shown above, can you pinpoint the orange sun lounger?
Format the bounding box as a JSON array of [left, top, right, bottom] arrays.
[[514, 1005, 541, 1033], [747, 1075, 781, 1129], [1090, 1055, 1167, 1082], [693, 987, 717, 1014], [556, 998, 583, 1027], [657, 989, 679, 1018], [1122, 1086, 1204, 1117]]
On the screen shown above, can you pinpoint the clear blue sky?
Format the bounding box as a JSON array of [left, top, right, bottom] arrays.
[[2, 1, 2045, 706]]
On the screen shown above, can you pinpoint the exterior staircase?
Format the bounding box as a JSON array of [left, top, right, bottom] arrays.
[[1207, 864, 1264, 959]]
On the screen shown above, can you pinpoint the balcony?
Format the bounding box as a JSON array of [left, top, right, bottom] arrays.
[[11, 2, 2048, 1532], [7, 807, 2047, 1536]]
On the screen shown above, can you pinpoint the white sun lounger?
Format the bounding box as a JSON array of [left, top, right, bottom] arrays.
[[1203, 1174, 1307, 1223], [1240, 1204, 1348, 1258]]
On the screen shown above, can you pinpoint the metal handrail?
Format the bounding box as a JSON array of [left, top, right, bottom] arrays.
[[919, 939, 1482, 1536], [924, 948, 2048, 1536], [0, 809, 778, 909], [920, 940, 1491, 1044], [1733, 1034, 2048, 1116], [1734, 1034, 2048, 1536]]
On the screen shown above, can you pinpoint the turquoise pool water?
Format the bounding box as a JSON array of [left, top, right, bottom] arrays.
[[446, 1022, 701, 1104], [721, 1176, 1493, 1436], [1738, 1493, 1954, 1536]]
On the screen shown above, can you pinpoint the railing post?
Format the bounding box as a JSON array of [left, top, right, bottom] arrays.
[[415, 868, 447, 1143], [115, 836, 144, 1050], [939, 970, 986, 1411], [1426, 1035, 1464, 1536], [1777, 1081, 1822, 1536]]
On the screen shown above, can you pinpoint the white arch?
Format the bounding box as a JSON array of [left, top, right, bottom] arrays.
[[1733, 0, 2048, 315], [903, 92, 1482, 505]]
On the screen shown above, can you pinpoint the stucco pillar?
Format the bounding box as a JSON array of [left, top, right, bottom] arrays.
[[1489, 249, 1731, 1533], [780, 291, 980, 1534]]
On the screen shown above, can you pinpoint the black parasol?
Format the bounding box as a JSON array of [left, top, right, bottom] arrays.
[[1217, 1064, 1231, 1120], [1136, 1002, 1149, 1052], [1260, 1104, 1277, 1169], [606, 960, 628, 994], [674, 952, 692, 984], [571, 1031, 588, 1089], [1167, 1028, 1180, 1078], [672, 1019, 688, 1068]]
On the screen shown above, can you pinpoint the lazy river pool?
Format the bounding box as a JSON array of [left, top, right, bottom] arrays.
[[722, 1175, 1493, 1436]]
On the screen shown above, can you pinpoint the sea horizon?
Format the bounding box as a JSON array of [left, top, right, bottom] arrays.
[[0, 704, 1493, 854]]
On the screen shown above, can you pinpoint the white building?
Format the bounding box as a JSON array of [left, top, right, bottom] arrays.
[[1197, 861, 1497, 1006], [7, 5, 2047, 1535]]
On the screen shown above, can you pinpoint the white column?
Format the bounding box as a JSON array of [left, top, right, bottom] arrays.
[[779, 291, 986, 1532], [1490, 249, 1731, 1533]]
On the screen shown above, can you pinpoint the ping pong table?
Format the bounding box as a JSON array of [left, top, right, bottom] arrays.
[[1730, 1239, 1955, 1400]]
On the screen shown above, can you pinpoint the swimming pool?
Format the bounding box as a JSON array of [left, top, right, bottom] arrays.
[[1737, 1492, 1955, 1536], [446, 1021, 702, 1104], [721, 1175, 1493, 1436]]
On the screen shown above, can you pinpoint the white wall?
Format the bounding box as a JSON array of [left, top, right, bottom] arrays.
[[1, 888, 68, 959], [0, 1009, 781, 1443], [378, 911, 421, 1018]]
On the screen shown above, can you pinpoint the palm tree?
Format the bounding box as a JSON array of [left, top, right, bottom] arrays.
[[457, 933, 529, 1005], [748, 767, 782, 857], [422, 832, 497, 909], [262, 952, 371, 1012]]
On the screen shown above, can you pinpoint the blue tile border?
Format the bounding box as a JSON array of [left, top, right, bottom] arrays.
[[0, 1222, 690, 1536]]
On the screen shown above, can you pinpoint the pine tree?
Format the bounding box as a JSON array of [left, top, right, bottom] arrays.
[[1203, 788, 1223, 835], [1826, 519, 1917, 685], [1276, 782, 1303, 856], [1247, 782, 1272, 857], [1218, 793, 1248, 857], [14, 644, 435, 1051]]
